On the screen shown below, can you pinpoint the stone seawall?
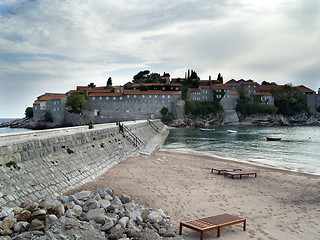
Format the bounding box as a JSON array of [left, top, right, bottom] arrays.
[[0, 120, 169, 207]]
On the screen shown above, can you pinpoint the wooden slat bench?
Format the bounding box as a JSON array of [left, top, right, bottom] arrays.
[[224, 171, 257, 179], [211, 167, 242, 175], [179, 213, 246, 239]]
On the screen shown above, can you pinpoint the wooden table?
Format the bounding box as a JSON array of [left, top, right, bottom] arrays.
[[211, 167, 242, 175], [179, 213, 246, 239], [224, 171, 257, 179]]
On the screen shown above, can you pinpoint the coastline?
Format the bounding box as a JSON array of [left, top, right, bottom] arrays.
[[69, 150, 320, 239]]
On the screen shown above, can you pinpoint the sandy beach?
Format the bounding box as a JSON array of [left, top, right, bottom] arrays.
[[69, 150, 320, 239]]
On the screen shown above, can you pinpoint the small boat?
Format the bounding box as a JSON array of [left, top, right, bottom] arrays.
[[227, 130, 237, 133], [200, 128, 215, 132], [266, 137, 281, 141]]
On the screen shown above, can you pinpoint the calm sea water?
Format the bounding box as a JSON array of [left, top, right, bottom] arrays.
[[0, 118, 33, 135], [162, 126, 320, 175]]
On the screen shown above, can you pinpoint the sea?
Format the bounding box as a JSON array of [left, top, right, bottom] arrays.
[[0, 118, 33, 135], [162, 126, 320, 176]]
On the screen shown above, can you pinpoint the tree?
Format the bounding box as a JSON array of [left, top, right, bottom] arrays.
[[88, 82, 96, 88], [217, 73, 223, 83], [133, 70, 150, 83], [66, 93, 88, 114], [44, 111, 53, 122], [107, 77, 112, 86], [25, 107, 33, 118]]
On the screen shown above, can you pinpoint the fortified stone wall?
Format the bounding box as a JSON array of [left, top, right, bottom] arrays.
[[0, 120, 169, 207]]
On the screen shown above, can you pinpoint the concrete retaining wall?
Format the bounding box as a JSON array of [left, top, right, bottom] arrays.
[[0, 119, 169, 207]]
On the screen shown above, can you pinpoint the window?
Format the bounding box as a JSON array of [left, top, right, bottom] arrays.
[[113, 97, 116, 100], [99, 96, 102, 100], [127, 95, 130, 98], [217, 89, 221, 92], [120, 97, 123, 100], [204, 90, 207, 93], [92, 97, 95, 100], [149, 95, 152, 99], [162, 87, 165, 90], [162, 95, 165, 98], [106, 97, 109, 100], [217, 95, 221, 98], [134, 95, 136, 98], [225, 89, 229, 92], [168, 95, 170, 98], [155, 95, 158, 98], [142, 95, 145, 98], [203, 96, 207, 99], [175, 87, 179, 90]]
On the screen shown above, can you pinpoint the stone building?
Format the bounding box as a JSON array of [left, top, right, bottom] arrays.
[[33, 93, 67, 124]]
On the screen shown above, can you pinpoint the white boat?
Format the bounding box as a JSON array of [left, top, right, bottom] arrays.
[[200, 128, 215, 132], [227, 130, 237, 133]]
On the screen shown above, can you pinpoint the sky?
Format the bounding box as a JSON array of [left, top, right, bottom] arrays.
[[0, 0, 320, 118]]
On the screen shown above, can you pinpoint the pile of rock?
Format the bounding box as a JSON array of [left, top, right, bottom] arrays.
[[0, 188, 177, 240]]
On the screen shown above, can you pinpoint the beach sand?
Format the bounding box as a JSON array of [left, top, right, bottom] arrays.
[[69, 150, 320, 239]]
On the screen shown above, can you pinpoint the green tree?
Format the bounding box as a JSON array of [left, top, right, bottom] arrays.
[[44, 111, 53, 122], [107, 77, 112, 86], [272, 84, 309, 116], [217, 73, 223, 83], [25, 107, 33, 118], [66, 93, 88, 114], [160, 107, 169, 116], [87, 82, 96, 88]]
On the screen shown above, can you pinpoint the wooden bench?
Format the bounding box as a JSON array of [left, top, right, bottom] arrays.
[[179, 213, 246, 239], [211, 167, 242, 175], [224, 171, 257, 179]]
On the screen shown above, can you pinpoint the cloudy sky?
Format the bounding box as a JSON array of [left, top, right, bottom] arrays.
[[1, 0, 319, 118]]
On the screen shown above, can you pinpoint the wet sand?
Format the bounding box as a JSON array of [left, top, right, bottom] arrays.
[[70, 150, 320, 239]]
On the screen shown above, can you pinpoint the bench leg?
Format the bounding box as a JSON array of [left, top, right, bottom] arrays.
[[200, 231, 204, 240], [179, 223, 182, 235], [244, 220, 246, 231], [217, 227, 221, 237]]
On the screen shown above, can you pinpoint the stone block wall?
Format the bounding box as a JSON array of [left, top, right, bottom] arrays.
[[0, 120, 169, 207]]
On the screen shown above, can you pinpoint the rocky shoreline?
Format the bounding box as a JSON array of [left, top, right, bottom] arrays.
[[0, 188, 177, 240], [167, 113, 320, 128], [1, 113, 320, 131]]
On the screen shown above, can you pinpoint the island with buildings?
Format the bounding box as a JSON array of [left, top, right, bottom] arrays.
[[3, 70, 320, 129]]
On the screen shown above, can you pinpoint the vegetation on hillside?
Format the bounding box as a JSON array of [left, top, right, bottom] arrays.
[[185, 99, 222, 118], [66, 93, 88, 114], [271, 84, 310, 116]]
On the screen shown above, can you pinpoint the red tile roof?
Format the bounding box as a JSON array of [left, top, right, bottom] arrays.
[[253, 92, 272, 96], [212, 84, 231, 90], [89, 92, 123, 97], [295, 85, 315, 94], [132, 83, 181, 87], [188, 88, 201, 92], [124, 90, 181, 95], [231, 91, 238, 95], [259, 85, 284, 91]]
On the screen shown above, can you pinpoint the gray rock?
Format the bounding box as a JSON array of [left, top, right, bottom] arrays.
[[0, 218, 16, 231], [45, 214, 58, 230], [101, 216, 114, 231], [118, 216, 129, 228], [66, 204, 82, 218], [86, 208, 106, 223], [59, 196, 69, 204], [107, 224, 125, 240], [104, 188, 114, 197], [68, 195, 83, 206], [53, 204, 65, 218], [83, 199, 99, 212], [31, 209, 47, 220], [13, 221, 28, 233], [28, 219, 45, 231], [75, 191, 92, 201], [16, 210, 31, 221], [120, 194, 131, 204]]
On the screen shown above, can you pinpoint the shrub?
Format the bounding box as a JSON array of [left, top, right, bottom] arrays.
[[185, 100, 222, 118], [67, 148, 74, 154], [44, 111, 53, 122], [25, 107, 33, 118], [236, 100, 278, 116]]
